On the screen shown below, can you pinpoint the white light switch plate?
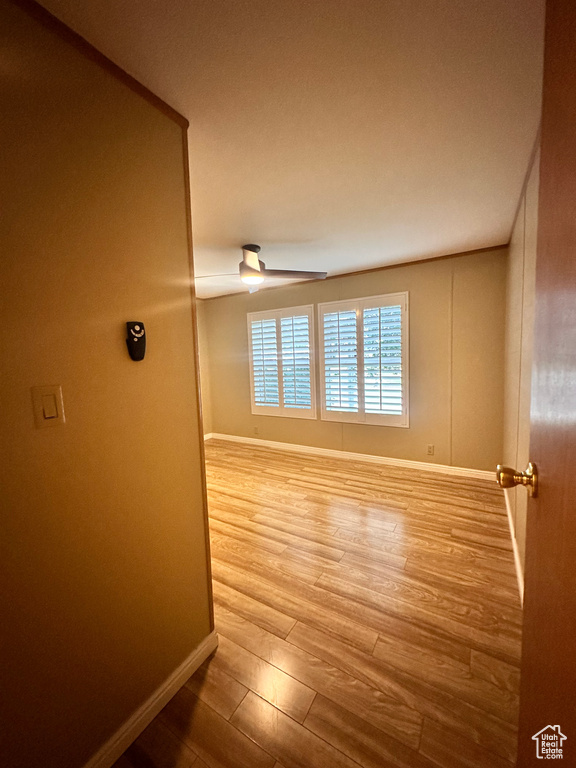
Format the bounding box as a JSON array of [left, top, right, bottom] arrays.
[[31, 385, 65, 428]]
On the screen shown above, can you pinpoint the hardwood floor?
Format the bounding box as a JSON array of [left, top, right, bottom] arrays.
[[114, 438, 522, 768]]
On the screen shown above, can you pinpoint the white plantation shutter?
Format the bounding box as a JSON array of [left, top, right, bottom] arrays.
[[250, 319, 279, 406], [323, 310, 358, 412], [363, 305, 403, 415], [248, 306, 316, 418], [319, 293, 409, 427], [280, 315, 312, 408]]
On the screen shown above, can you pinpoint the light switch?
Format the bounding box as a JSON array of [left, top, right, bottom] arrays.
[[31, 385, 65, 428], [42, 394, 58, 419]]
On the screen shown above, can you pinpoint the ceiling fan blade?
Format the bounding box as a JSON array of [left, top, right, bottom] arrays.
[[195, 273, 238, 278], [262, 269, 327, 280]]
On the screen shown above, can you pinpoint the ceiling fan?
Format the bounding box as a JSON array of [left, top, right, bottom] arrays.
[[196, 244, 327, 289]]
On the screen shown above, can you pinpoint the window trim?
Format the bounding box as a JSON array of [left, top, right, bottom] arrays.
[[318, 292, 409, 428], [247, 304, 317, 419]]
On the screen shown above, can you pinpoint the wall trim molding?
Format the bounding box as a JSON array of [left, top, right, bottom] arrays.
[[503, 490, 525, 606], [204, 433, 495, 481], [83, 631, 219, 768]]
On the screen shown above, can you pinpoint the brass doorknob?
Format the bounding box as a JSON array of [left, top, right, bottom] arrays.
[[496, 462, 538, 497]]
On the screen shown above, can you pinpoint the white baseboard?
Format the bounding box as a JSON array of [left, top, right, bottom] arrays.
[[204, 432, 494, 481], [503, 489, 525, 606], [83, 630, 219, 768]]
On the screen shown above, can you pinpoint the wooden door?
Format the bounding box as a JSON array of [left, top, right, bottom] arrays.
[[517, 0, 576, 764]]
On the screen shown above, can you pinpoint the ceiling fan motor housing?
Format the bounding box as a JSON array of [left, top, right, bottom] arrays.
[[241, 244, 264, 274]]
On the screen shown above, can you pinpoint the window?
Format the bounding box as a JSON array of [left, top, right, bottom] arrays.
[[247, 305, 316, 418], [318, 292, 409, 427]]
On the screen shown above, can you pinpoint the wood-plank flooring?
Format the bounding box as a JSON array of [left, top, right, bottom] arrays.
[[114, 438, 522, 768]]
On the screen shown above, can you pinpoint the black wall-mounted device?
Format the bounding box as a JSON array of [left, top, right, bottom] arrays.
[[126, 322, 146, 361]]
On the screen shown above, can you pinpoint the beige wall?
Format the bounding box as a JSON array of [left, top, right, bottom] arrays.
[[0, 3, 211, 767], [199, 249, 506, 471], [504, 149, 539, 576]]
